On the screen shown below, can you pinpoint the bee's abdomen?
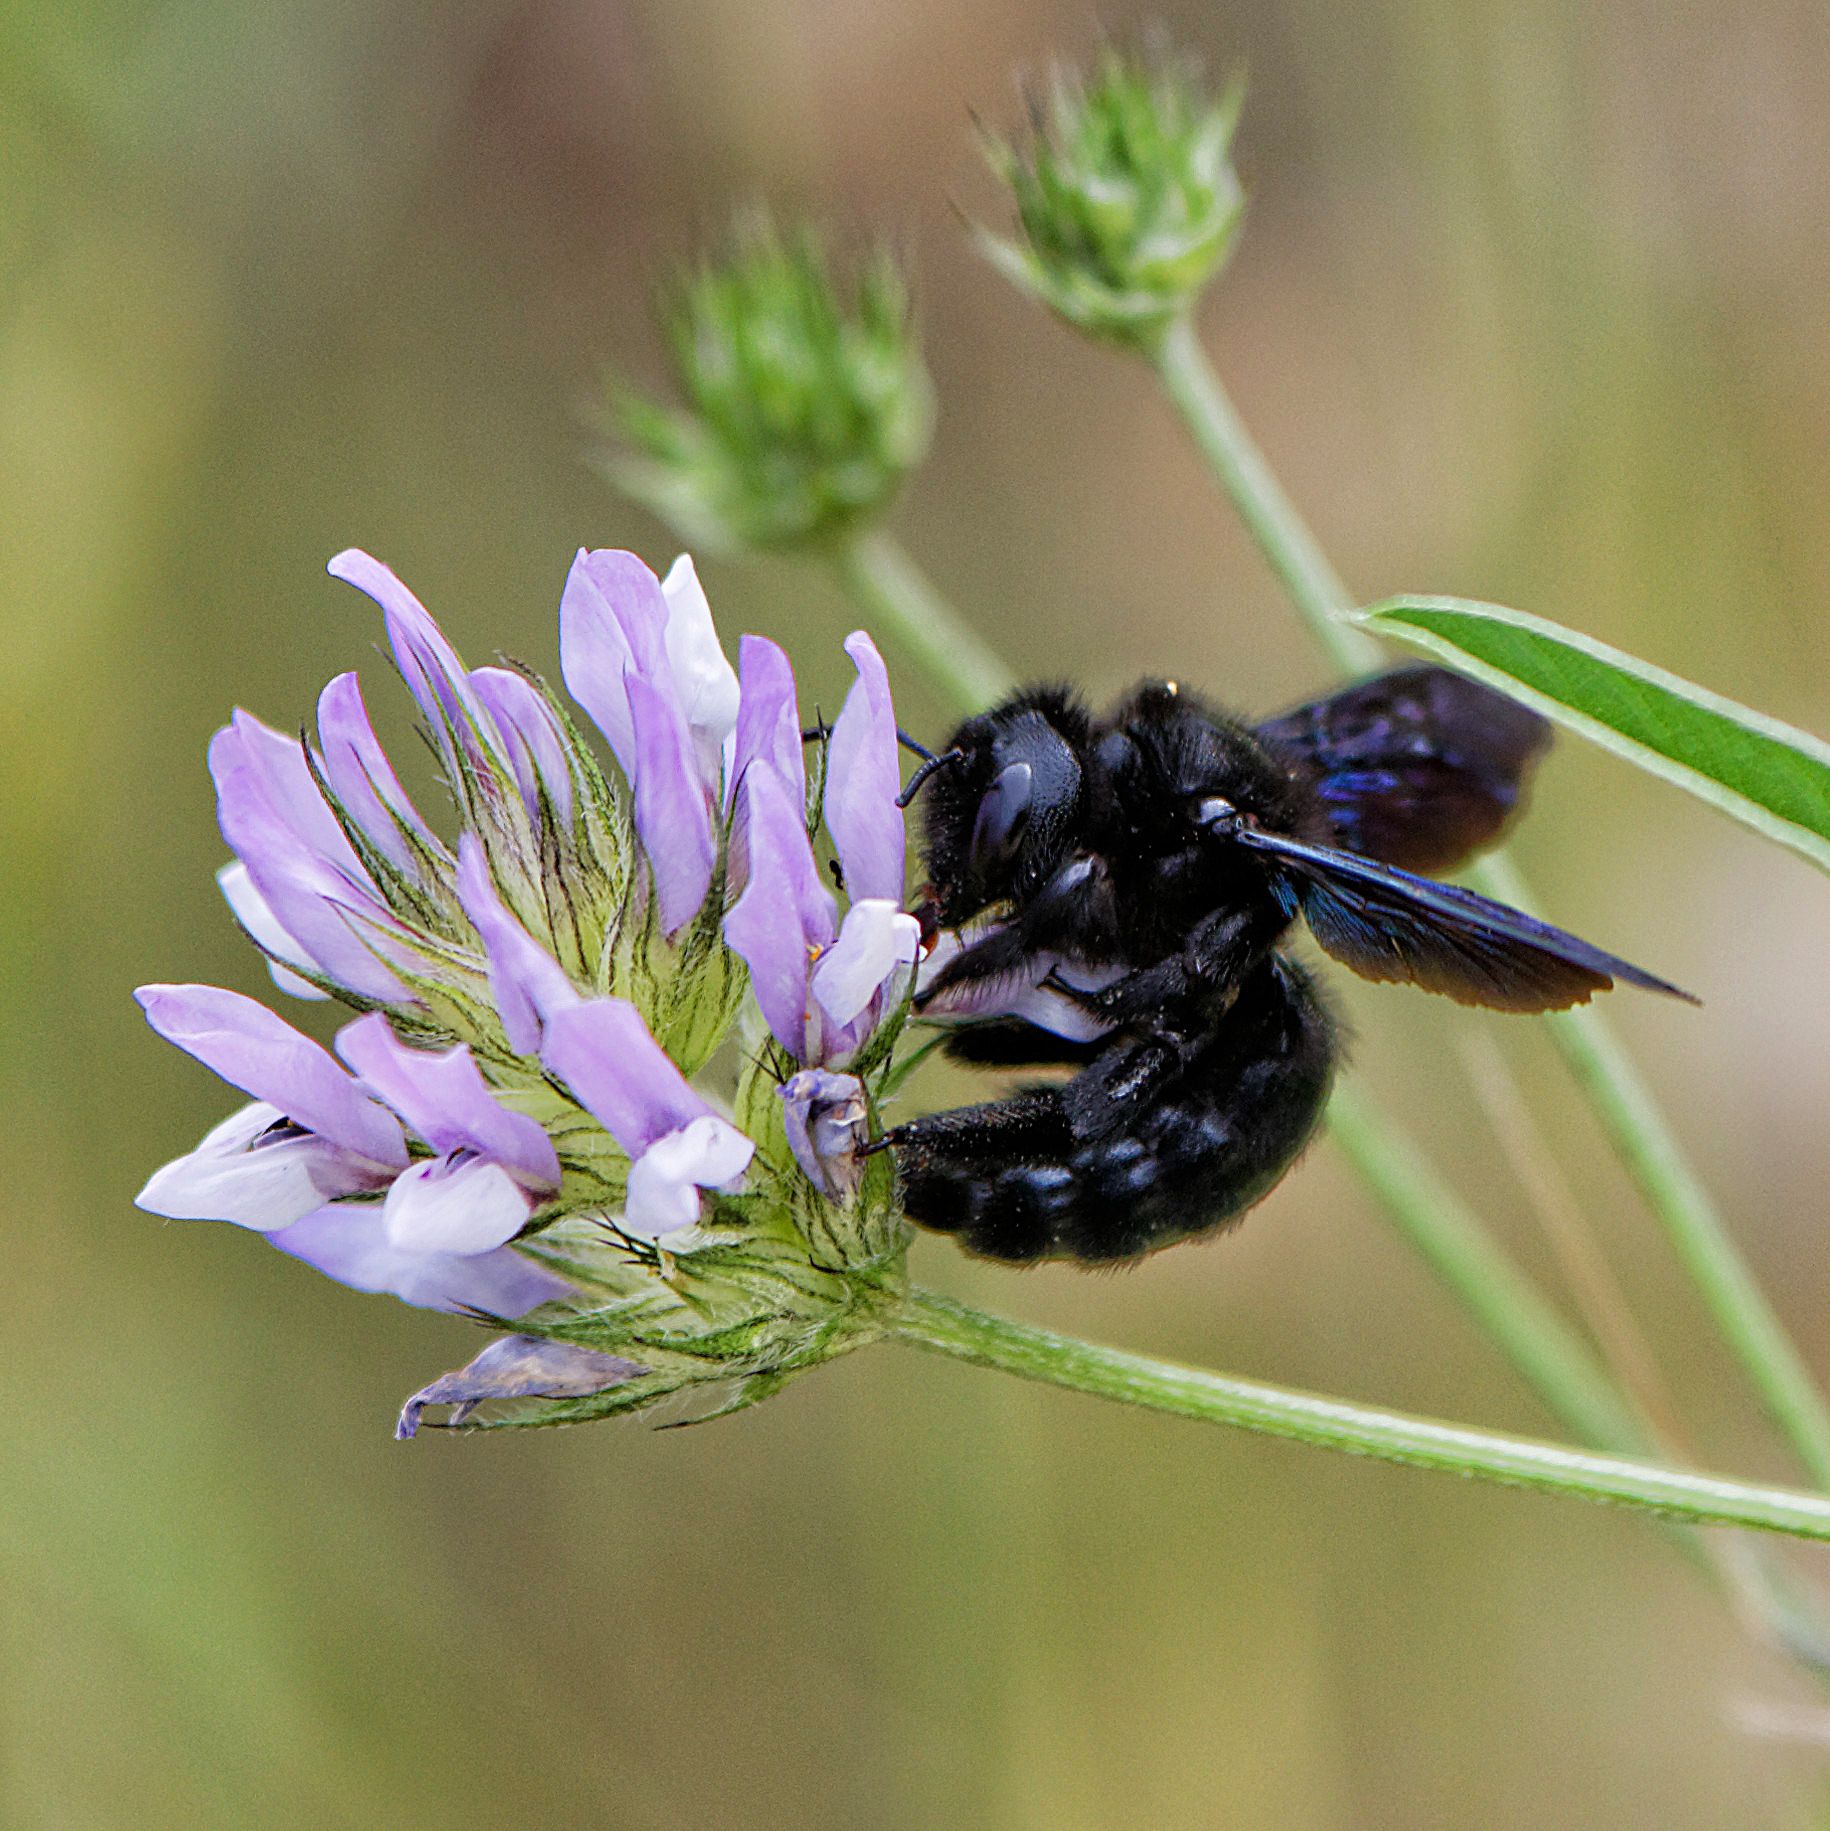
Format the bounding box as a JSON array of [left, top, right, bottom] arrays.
[[892, 960, 1335, 1264]]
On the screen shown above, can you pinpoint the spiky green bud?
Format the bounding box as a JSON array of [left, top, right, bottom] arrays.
[[608, 217, 934, 554], [980, 50, 1245, 352]]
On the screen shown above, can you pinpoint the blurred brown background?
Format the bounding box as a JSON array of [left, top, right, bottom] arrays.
[[6, 2, 1830, 1825]]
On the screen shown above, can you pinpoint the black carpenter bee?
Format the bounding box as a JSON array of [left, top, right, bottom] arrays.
[[884, 666, 1692, 1265]]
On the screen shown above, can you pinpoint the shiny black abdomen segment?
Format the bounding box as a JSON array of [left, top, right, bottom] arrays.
[[891, 960, 1335, 1264]]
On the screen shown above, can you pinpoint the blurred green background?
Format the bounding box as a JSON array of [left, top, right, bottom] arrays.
[[6, 2, 1830, 1825]]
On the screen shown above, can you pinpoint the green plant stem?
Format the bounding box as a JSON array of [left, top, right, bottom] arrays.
[[831, 527, 1015, 716], [893, 1290, 1830, 1543], [1150, 310, 1830, 1493]]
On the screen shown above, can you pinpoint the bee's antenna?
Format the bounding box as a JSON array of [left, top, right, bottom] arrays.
[[896, 747, 965, 808], [897, 728, 936, 762]]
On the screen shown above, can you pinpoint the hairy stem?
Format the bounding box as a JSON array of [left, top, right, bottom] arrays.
[[1151, 311, 1830, 1492], [893, 1291, 1830, 1543]]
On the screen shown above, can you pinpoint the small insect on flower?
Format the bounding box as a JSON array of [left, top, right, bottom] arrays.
[[892, 668, 1696, 1265], [136, 545, 920, 1432]]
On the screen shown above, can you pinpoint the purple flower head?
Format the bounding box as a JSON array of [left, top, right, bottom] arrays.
[[140, 536, 939, 1431], [540, 998, 753, 1240]]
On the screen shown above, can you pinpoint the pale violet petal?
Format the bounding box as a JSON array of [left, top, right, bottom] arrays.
[[336, 1012, 559, 1188], [382, 1154, 533, 1256], [811, 898, 921, 1031], [620, 1153, 702, 1241], [558, 547, 671, 778], [397, 1336, 644, 1437], [660, 554, 740, 789], [539, 998, 712, 1155], [779, 1070, 868, 1202], [327, 549, 497, 750], [136, 984, 409, 1168], [216, 862, 328, 1001], [210, 726, 414, 1006], [722, 762, 836, 1059], [825, 630, 905, 904], [453, 835, 581, 1055], [469, 668, 575, 826], [622, 1116, 754, 1241], [729, 635, 804, 843], [316, 671, 440, 870], [627, 670, 716, 934], [270, 1208, 572, 1315], [134, 1100, 385, 1229]]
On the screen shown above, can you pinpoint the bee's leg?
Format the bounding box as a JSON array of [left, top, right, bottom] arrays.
[[1039, 903, 1287, 1028], [889, 1021, 1202, 1262], [915, 857, 1120, 1010], [888, 1086, 1077, 1262], [890, 959, 1334, 1264], [1054, 960, 1335, 1262], [940, 1021, 1106, 1069]]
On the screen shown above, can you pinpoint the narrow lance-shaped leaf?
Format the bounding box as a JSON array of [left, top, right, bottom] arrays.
[[1354, 596, 1830, 875]]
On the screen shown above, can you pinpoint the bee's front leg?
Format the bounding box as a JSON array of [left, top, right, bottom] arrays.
[[1040, 903, 1287, 1027]]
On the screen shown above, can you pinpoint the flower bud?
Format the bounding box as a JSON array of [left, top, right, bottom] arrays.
[[609, 217, 934, 553], [979, 49, 1245, 351]]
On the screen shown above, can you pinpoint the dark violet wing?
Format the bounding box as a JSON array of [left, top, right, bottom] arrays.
[[1233, 826, 1696, 1013], [1255, 666, 1551, 874]]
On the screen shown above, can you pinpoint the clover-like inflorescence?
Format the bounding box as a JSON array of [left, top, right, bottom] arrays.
[[137, 546, 920, 1433]]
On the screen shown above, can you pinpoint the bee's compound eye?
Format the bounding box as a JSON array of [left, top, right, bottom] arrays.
[[970, 762, 1034, 873]]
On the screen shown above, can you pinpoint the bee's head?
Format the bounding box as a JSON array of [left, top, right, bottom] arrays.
[[903, 690, 1091, 925]]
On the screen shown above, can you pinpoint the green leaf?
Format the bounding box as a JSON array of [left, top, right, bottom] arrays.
[[1355, 596, 1830, 874]]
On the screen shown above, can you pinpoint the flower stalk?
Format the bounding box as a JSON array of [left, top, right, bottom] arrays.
[[894, 1291, 1830, 1541]]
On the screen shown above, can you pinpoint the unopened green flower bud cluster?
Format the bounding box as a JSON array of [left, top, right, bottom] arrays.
[[979, 50, 1245, 351], [611, 218, 934, 554]]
